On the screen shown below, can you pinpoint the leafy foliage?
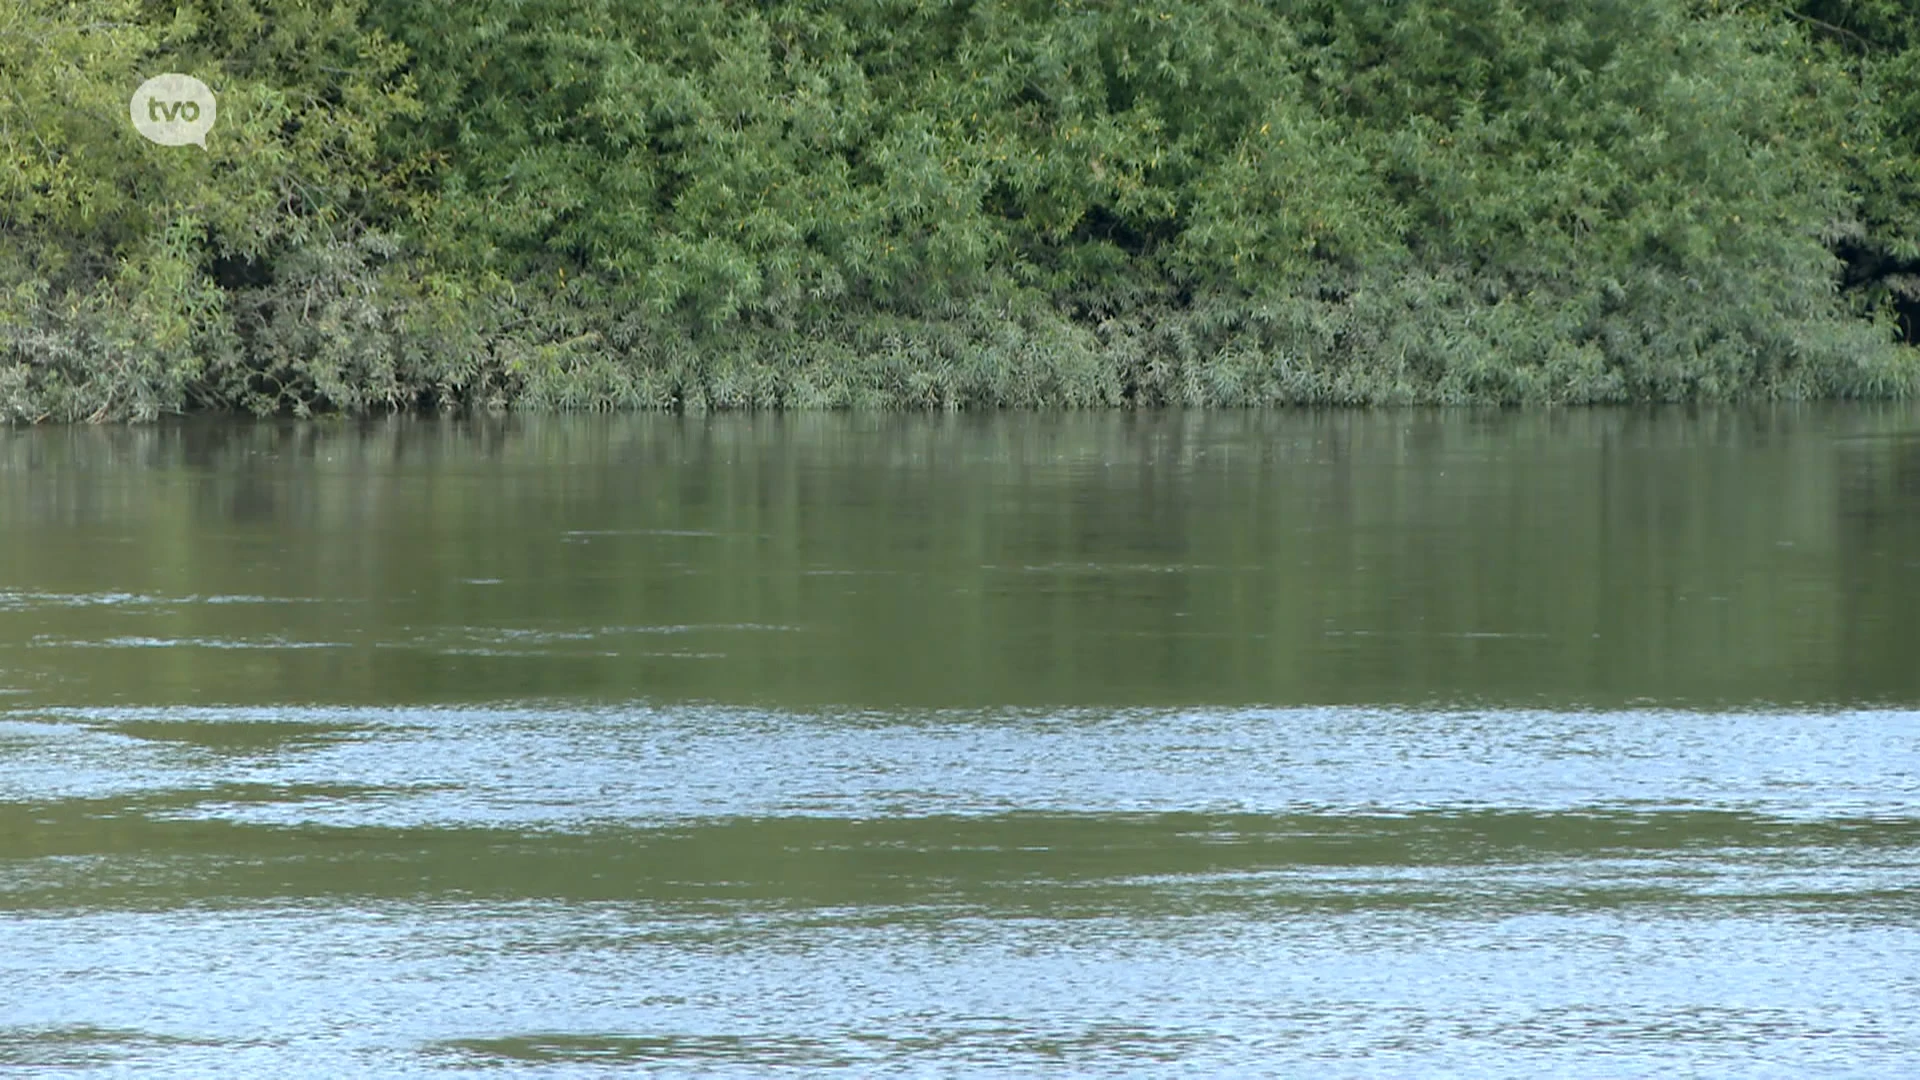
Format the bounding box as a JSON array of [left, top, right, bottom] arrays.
[[3, 0, 1916, 420]]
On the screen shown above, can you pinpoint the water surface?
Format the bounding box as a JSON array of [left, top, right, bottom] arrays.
[[3, 408, 1918, 1076]]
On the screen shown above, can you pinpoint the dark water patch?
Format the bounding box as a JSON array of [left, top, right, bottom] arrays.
[[0, 1025, 229, 1068], [430, 1032, 850, 1068], [428, 1021, 1207, 1071], [5, 409, 1920, 710], [98, 717, 384, 754], [3, 808, 1917, 915]]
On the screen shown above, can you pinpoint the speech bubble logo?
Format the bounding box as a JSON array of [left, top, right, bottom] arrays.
[[130, 74, 217, 149]]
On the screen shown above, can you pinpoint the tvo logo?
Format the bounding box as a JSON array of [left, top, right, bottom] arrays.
[[130, 74, 217, 149], [146, 98, 203, 124]]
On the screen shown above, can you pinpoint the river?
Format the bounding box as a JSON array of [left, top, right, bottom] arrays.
[[3, 407, 1918, 1076]]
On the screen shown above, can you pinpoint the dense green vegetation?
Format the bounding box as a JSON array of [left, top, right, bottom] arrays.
[[4, 0, 1919, 420]]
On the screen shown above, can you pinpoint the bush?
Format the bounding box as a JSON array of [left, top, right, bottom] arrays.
[[3, 0, 1915, 420]]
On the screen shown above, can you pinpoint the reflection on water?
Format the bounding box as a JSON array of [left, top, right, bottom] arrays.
[[2, 407, 1919, 1076]]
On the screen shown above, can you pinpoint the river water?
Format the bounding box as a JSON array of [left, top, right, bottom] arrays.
[[3, 408, 1918, 1077]]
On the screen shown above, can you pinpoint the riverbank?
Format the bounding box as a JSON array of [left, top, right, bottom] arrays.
[[6, 0, 1918, 420]]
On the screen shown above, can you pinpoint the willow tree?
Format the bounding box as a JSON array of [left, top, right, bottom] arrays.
[[5, 0, 1917, 417], [1, 0, 425, 420]]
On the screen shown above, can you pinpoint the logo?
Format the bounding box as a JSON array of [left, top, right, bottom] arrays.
[[130, 74, 217, 149]]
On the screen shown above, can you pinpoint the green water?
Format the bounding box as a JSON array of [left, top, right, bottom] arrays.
[[3, 408, 1918, 1077]]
